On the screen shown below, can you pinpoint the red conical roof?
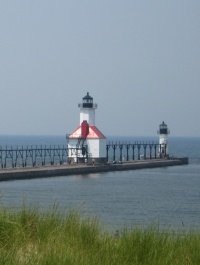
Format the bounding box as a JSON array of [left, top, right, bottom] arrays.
[[69, 125, 106, 139]]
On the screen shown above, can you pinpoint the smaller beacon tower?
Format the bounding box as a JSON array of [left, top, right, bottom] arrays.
[[68, 92, 107, 163], [158, 121, 170, 158]]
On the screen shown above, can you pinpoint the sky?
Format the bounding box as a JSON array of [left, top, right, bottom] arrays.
[[0, 0, 199, 137]]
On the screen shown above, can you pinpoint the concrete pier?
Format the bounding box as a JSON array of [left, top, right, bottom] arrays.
[[0, 157, 188, 182]]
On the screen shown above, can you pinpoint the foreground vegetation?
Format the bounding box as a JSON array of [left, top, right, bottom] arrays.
[[0, 207, 200, 265]]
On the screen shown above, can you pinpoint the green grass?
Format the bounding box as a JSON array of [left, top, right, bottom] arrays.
[[0, 206, 200, 265]]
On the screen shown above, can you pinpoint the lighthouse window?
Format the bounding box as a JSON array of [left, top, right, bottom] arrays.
[[160, 128, 168, 134], [84, 98, 92, 103]]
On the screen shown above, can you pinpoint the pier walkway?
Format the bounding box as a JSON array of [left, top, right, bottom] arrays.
[[0, 158, 188, 182]]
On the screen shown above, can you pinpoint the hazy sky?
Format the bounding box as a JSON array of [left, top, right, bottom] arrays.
[[0, 0, 199, 137]]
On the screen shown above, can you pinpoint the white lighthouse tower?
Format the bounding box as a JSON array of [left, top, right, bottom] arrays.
[[79, 92, 97, 125], [158, 121, 170, 158], [67, 92, 107, 163]]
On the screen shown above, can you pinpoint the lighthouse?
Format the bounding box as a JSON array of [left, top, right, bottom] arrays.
[[158, 121, 170, 158], [67, 92, 107, 163]]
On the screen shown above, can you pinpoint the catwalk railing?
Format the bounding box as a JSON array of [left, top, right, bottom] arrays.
[[0, 146, 68, 168], [0, 142, 166, 169], [106, 142, 166, 162]]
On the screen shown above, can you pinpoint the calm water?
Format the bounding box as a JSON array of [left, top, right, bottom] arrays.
[[0, 135, 200, 231]]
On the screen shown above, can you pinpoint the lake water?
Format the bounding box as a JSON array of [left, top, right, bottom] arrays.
[[0, 135, 200, 231]]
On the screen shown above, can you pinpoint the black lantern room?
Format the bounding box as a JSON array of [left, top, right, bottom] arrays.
[[82, 92, 93, 108], [158, 121, 169, 135]]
